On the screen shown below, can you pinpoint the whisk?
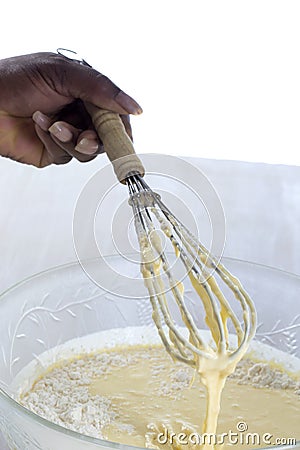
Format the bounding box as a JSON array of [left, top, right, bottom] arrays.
[[85, 104, 257, 370], [84, 105, 257, 440]]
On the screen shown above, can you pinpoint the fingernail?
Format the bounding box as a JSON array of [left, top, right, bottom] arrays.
[[32, 111, 50, 130], [75, 138, 99, 155], [115, 91, 143, 115], [48, 123, 73, 142]]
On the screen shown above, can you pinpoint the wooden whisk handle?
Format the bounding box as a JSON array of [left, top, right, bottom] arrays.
[[85, 103, 145, 183]]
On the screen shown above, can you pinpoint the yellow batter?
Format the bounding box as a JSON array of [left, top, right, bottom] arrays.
[[22, 345, 299, 449]]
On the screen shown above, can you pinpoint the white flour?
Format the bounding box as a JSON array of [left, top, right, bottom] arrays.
[[20, 350, 146, 438], [230, 358, 300, 393]]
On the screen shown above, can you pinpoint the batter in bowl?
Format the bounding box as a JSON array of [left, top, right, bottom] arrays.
[[20, 342, 299, 449]]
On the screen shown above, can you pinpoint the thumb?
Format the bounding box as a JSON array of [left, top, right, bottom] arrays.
[[60, 61, 143, 116]]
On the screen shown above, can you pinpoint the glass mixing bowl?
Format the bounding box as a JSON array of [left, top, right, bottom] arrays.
[[0, 256, 299, 449]]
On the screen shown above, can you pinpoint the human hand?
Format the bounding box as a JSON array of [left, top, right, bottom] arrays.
[[0, 52, 142, 167]]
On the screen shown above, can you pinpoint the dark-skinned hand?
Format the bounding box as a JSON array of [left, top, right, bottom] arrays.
[[0, 52, 142, 167]]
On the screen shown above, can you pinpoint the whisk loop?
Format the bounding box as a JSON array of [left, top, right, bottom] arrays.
[[126, 173, 256, 368]]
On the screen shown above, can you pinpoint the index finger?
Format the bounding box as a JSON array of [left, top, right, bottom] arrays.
[[57, 59, 143, 116]]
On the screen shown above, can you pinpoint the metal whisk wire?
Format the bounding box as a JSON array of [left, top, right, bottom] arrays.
[[126, 173, 257, 367]]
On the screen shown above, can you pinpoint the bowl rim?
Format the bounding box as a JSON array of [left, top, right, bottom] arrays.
[[1, 254, 300, 300], [0, 255, 299, 450]]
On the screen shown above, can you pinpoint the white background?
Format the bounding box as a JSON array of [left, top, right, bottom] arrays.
[[0, 0, 300, 292], [1, 0, 300, 165]]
